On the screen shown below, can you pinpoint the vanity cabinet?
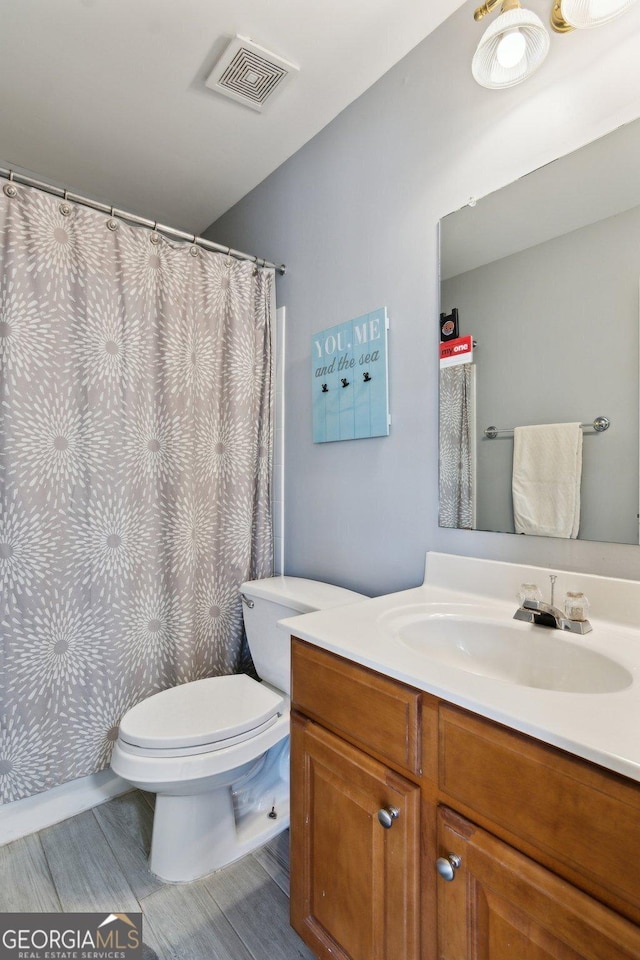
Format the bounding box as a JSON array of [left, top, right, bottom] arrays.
[[290, 714, 420, 960], [438, 704, 640, 923], [290, 637, 640, 960], [437, 806, 640, 960], [290, 639, 422, 960]]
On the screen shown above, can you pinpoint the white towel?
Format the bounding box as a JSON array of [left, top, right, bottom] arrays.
[[512, 423, 582, 538]]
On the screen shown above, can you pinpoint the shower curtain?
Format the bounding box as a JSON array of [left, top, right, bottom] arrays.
[[439, 364, 474, 529], [0, 182, 274, 803]]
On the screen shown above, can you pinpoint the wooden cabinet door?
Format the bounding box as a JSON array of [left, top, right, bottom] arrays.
[[437, 807, 640, 960], [290, 712, 420, 960]]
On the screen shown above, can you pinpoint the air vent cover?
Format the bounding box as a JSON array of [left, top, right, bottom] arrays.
[[206, 35, 299, 112]]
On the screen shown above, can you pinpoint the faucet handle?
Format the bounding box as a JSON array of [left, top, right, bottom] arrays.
[[519, 583, 541, 605], [564, 592, 590, 622]]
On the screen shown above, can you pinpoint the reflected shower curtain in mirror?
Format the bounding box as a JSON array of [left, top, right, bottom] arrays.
[[0, 183, 274, 802], [439, 365, 474, 528]]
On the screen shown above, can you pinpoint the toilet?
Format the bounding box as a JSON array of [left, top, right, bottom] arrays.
[[110, 576, 365, 882]]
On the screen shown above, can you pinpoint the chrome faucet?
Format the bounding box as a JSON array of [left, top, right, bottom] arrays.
[[514, 575, 592, 635]]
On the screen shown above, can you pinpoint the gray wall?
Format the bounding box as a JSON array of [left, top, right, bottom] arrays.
[[206, 3, 640, 597], [442, 206, 640, 544]]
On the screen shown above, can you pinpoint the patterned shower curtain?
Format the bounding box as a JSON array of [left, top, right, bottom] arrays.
[[439, 364, 474, 529], [0, 182, 274, 803]]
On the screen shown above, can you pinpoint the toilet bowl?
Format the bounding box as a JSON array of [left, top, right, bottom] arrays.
[[111, 576, 365, 882]]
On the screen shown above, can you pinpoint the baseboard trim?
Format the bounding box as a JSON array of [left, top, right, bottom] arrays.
[[0, 770, 132, 846]]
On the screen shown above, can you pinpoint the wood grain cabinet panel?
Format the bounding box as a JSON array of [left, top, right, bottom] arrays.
[[437, 806, 640, 960], [290, 640, 640, 960], [290, 713, 420, 960], [439, 705, 640, 919], [291, 638, 422, 775]]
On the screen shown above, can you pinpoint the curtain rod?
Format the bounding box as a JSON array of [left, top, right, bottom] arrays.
[[0, 166, 286, 276]]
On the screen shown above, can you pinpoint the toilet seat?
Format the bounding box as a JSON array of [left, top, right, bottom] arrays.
[[118, 674, 284, 758]]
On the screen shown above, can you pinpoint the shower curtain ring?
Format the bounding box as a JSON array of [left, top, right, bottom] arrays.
[[59, 190, 72, 216], [150, 223, 161, 244], [4, 170, 18, 198], [105, 207, 119, 231]]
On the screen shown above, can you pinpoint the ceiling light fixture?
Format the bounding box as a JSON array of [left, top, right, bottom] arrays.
[[473, 0, 638, 88], [551, 0, 637, 31], [472, 0, 550, 88]]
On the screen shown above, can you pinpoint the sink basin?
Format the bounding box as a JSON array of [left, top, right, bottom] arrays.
[[379, 605, 632, 694]]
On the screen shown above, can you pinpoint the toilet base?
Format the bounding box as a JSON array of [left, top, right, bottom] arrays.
[[150, 783, 289, 882], [148, 742, 290, 882]]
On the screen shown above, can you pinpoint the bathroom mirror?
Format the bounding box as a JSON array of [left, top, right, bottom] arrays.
[[439, 116, 640, 545]]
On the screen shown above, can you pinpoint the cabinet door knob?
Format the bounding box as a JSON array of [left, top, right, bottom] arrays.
[[377, 805, 400, 829], [436, 854, 462, 881]]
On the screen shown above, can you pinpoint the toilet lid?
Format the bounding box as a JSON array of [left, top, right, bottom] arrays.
[[118, 675, 284, 751]]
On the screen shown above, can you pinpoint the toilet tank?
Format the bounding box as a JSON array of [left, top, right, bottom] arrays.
[[240, 576, 366, 694]]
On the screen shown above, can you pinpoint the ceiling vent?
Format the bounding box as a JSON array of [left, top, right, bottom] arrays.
[[205, 35, 299, 112]]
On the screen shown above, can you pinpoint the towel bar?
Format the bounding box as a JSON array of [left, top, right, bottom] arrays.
[[484, 416, 610, 440]]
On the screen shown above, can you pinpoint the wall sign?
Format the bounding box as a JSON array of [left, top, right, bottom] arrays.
[[312, 307, 390, 443], [439, 335, 473, 367]]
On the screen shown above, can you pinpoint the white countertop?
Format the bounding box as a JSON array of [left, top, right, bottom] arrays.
[[279, 553, 640, 783]]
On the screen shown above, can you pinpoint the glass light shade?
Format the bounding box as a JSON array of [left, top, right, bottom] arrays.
[[472, 7, 551, 89], [496, 29, 527, 67], [556, 0, 637, 27]]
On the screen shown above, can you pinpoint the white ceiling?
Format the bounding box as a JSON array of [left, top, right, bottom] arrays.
[[440, 116, 640, 279], [0, 0, 464, 234]]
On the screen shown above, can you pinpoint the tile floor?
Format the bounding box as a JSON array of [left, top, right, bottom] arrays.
[[0, 790, 315, 960]]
